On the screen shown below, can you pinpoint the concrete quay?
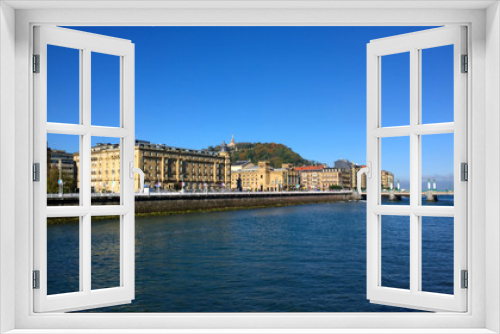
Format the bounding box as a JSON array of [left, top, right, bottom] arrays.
[[47, 190, 357, 214]]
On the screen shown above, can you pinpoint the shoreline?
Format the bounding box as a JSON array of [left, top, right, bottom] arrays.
[[48, 195, 358, 224]]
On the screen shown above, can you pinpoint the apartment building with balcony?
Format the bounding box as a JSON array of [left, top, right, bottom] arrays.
[[74, 140, 231, 193]]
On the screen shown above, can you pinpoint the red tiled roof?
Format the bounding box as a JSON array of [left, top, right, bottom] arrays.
[[295, 165, 325, 171]]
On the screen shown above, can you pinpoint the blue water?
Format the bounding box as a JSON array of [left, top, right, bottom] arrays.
[[47, 196, 454, 312]]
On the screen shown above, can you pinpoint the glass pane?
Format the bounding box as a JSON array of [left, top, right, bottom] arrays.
[[381, 136, 409, 205], [381, 215, 410, 290], [47, 133, 80, 206], [421, 133, 454, 206], [421, 45, 454, 124], [92, 216, 121, 290], [421, 216, 454, 294], [91, 137, 121, 205], [47, 217, 80, 295], [47, 45, 80, 124], [91, 52, 120, 127], [381, 52, 410, 127]]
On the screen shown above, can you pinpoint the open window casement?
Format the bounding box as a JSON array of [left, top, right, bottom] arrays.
[[33, 26, 136, 312], [365, 26, 467, 312]]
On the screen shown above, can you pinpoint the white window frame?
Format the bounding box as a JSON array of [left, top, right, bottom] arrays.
[[366, 26, 468, 312], [0, 1, 499, 333], [33, 25, 136, 313]]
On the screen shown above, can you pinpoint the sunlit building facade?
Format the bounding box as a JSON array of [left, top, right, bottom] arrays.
[[74, 140, 231, 193], [230, 161, 299, 191], [381, 170, 395, 190], [296, 165, 343, 190]]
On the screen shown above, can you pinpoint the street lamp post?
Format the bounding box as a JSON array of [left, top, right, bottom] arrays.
[[58, 159, 63, 196]]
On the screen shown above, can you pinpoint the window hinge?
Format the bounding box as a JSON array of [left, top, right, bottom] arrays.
[[33, 163, 40, 182], [461, 162, 468, 181], [461, 54, 468, 73], [461, 270, 468, 289], [33, 54, 40, 73], [33, 270, 40, 289]]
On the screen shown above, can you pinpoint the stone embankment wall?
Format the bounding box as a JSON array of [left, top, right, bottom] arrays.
[[134, 192, 355, 214], [48, 192, 357, 214]]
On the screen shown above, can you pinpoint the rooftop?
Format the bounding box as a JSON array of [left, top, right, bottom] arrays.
[[295, 165, 325, 171], [134, 139, 221, 157]]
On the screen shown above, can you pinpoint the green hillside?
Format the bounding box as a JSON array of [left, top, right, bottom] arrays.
[[207, 142, 314, 168]]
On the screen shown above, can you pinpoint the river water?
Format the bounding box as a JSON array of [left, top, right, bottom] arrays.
[[47, 196, 454, 312]]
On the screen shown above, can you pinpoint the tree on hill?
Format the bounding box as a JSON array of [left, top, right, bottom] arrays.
[[208, 142, 315, 168]]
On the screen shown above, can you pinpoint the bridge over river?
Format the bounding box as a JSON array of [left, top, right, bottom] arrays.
[[363, 191, 454, 202]]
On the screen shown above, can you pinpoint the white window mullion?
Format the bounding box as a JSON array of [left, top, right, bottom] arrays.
[[79, 217, 84, 292], [373, 205, 455, 217], [366, 44, 380, 297], [82, 48, 91, 208], [82, 214, 92, 294], [82, 47, 92, 295], [409, 47, 420, 209], [410, 213, 420, 293], [121, 46, 135, 297], [415, 47, 424, 295], [119, 53, 124, 286], [409, 47, 420, 294]]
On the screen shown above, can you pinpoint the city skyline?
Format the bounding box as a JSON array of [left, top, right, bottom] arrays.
[[47, 26, 454, 190]]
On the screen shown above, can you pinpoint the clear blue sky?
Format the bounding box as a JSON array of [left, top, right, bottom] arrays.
[[47, 26, 454, 190]]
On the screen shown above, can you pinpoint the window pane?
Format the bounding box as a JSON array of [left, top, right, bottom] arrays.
[[91, 137, 121, 205], [381, 136, 409, 205], [421, 216, 454, 294], [47, 217, 80, 295], [91, 52, 120, 127], [47, 133, 80, 206], [381, 52, 410, 127], [381, 215, 410, 290], [47, 45, 80, 124], [421, 45, 454, 124], [421, 133, 454, 206], [92, 216, 121, 290]]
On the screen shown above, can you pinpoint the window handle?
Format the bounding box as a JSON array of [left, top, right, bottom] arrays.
[[129, 161, 145, 193], [357, 162, 371, 195]]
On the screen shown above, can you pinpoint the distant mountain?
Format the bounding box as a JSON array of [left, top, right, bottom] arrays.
[[206, 142, 315, 168]]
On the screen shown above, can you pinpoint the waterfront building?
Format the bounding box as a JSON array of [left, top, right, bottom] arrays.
[[74, 140, 231, 193], [334, 160, 390, 191], [230, 161, 299, 191], [136, 140, 231, 192], [323, 167, 344, 189], [356, 165, 367, 190], [295, 165, 343, 190], [333, 159, 367, 190], [231, 160, 255, 172], [334, 158, 352, 170], [74, 142, 121, 193], [47, 148, 77, 193], [296, 165, 325, 190], [381, 170, 394, 190]]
